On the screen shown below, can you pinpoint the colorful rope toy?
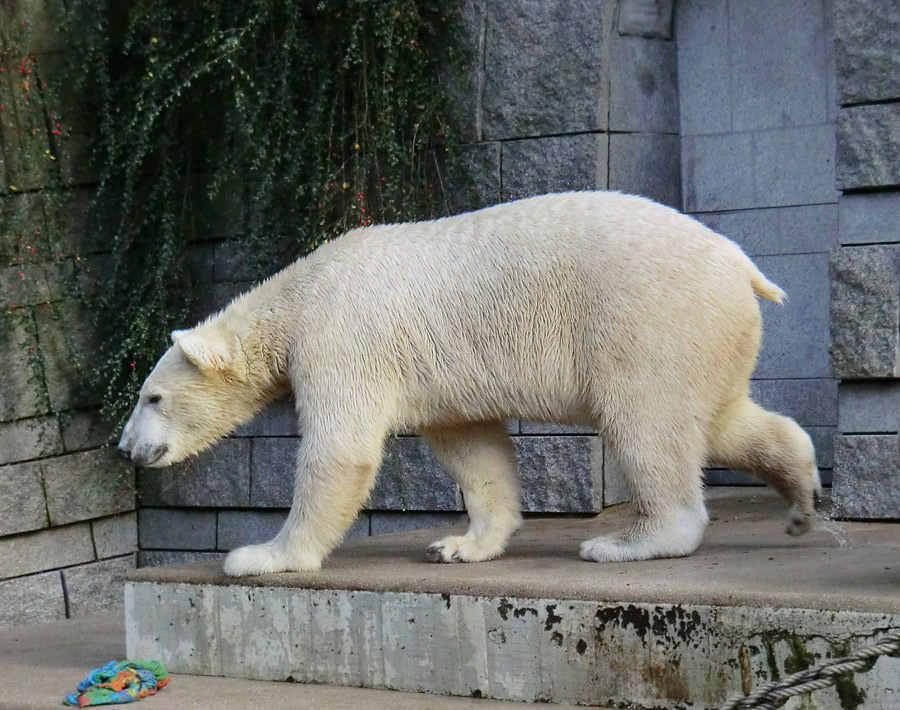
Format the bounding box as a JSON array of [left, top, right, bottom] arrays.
[[63, 660, 169, 706]]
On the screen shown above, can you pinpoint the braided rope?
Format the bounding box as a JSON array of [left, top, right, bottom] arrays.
[[720, 628, 900, 710]]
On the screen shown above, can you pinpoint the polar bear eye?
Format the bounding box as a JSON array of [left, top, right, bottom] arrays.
[[147, 394, 162, 405]]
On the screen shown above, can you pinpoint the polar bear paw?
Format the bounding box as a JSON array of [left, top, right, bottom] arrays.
[[223, 543, 322, 577], [785, 505, 811, 536], [425, 533, 504, 563], [579, 529, 700, 563], [579, 535, 648, 563]]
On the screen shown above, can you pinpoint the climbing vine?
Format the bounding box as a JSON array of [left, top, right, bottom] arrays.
[[1, 0, 464, 425]]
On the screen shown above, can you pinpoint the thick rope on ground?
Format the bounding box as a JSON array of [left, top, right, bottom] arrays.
[[720, 628, 900, 710]]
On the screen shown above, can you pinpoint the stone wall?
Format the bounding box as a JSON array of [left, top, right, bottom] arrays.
[[136, 0, 681, 563], [0, 0, 137, 629], [675, 0, 839, 486], [4, 0, 882, 627], [830, 0, 900, 519]]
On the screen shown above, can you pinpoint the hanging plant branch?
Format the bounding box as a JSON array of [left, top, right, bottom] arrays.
[[52, 0, 463, 425]]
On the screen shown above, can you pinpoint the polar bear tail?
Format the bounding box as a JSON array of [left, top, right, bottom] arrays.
[[750, 269, 787, 304]]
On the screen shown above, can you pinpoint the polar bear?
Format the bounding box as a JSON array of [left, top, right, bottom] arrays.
[[117, 191, 821, 577]]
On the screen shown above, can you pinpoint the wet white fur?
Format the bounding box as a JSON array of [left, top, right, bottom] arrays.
[[118, 192, 821, 576]]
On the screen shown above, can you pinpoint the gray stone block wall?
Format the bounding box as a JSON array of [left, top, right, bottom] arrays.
[[10, 0, 896, 623], [0, 0, 142, 628], [0, 207, 139, 627], [0, 430, 138, 629], [829, 1, 900, 519], [676, 0, 839, 490]]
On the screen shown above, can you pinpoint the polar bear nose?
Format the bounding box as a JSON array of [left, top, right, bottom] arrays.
[[116, 445, 132, 462]]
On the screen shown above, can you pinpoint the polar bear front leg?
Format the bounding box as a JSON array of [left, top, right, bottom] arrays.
[[422, 422, 523, 563], [224, 425, 385, 577], [580, 417, 709, 563]]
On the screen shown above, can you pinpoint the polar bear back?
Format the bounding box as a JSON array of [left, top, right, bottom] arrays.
[[259, 192, 768, 429]]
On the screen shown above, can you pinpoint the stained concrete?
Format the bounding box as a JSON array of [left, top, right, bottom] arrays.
[[0, 613, 583, 710], [125, 490, 900, 708]]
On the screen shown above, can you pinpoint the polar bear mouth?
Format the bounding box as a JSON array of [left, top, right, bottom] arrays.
[[132, 444, 169, 468]]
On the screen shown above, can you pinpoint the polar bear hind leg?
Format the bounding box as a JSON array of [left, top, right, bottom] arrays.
[[707, 395, 821, 536], [422, 422, 523, 563]]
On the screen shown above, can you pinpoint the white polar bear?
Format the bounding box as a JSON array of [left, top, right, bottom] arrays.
[[117, 191, 821, 577]]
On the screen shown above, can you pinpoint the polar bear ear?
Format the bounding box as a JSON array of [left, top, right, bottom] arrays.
[[175, 330, 248, 380]]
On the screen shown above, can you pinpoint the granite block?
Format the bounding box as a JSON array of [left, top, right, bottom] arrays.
[[369, 512, 468, 536], [832, 434, 900, 519], [33, 301, 97, 411], [483, 0, 610, 139], [808, 426, 836, 469], [92, 512, 138, 559], [839, 192, 900, 246], [752, 125, 839, 208], [0, 0, 69, 54], [609, 35, 678, 133], [753, 253, 831, 379], [249, 438, 297, 507], [217, 509, 288, 550], [609, 132, 681, 208], [217, 510, 368, 550], [830, 245, 900, 378], [703, 470, 764, 487], [138, 550, 225, 568], [839, 381, 900, 434], [682, 133, 754, 212], [0, 416, 62, 466], [368, 437, 462, 511], [43, 447, 135, 526], [602, 443, 630, 506], [501, 134, 607, 202], [695, 203, 838, 257], [0, 571, 66, 629], [0, 264, 52, 307], [837, 104, 900, 190], [0, 462, 47, 537], [728, 0, 830, 131], [0, 523, 94, 578], [60, 409, 118, 452], [0, 64, 52, 190], [62, 555, 135, 617], [514, 436, 602, 513], [234, 399, 298, 437], [446, 142, 502, 214], [442, 0, 485, 144], [188, 174, 246, 240], [189, 281, 253, 323], [675, 0, 731, 136], [138, 438, 250, 508], [519, 422, 597, 435], [138, 509, 217, 551], [186, 243, 216, 283], [0, 315, 45, 423], [749, 378, 838, 427], [833, 0, 900, 105]]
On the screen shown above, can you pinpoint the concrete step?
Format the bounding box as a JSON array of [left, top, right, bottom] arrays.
[[0, 613, 587, 710], [126, 490, 900, 709]]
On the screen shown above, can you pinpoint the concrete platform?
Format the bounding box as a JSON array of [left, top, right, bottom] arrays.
[[126, 490, 900, 708], [0, 614, 581, 709]]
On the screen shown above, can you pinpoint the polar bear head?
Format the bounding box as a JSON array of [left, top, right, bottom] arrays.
[[117, 325, 264, 467]]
